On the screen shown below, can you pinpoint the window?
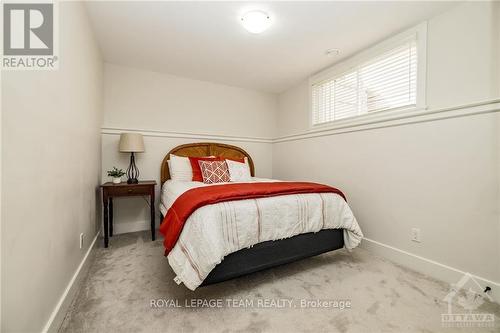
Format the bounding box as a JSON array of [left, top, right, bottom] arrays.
[[311, 24, 426, 126]]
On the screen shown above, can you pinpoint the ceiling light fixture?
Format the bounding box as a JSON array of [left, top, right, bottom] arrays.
[[240, 10, 272, 34]]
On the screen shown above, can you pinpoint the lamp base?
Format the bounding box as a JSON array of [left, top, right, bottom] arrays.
[[126, 152, 140, 184], [127, 178, 139, 184]]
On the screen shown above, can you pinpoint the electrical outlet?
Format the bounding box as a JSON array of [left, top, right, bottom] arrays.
[[79, 233, 84, 249], [411, 228, 421, 243]]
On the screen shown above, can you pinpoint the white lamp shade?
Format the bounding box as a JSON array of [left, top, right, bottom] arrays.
[[119, 133, 145, 152]]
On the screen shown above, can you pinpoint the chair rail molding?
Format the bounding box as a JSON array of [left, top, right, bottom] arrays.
[[101, 127, 274, 144], [274, 98, 500, 143]]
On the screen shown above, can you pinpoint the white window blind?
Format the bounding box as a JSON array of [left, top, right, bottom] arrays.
[[312, 37, 418, 125]]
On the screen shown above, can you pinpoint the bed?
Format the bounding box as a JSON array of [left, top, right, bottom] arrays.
[[159, 142, 362, 290]]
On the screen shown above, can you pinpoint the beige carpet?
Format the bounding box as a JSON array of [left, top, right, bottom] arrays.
[[59, 231, 499, 333]]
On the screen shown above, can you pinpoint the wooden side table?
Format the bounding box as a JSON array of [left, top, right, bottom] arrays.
[[100, 180, 157, 247]]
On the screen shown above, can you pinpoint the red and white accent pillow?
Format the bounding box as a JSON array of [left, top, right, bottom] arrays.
[[188, 156, 220, 182], [198, 160, 231, 184]]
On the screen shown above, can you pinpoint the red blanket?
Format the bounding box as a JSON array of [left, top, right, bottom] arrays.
[[159, 182, 346, 255]]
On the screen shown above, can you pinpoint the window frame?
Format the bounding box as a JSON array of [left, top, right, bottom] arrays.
[[309, 22, 427, 129]]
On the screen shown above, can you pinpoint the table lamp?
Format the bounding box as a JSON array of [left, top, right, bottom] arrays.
[[119, 133, 145, 184]]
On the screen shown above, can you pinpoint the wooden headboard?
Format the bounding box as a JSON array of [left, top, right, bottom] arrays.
[[161, 142, 255, 184]]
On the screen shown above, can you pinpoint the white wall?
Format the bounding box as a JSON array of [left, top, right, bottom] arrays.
[[1, 3, 103, 332], [496, 4, 500, 295], [104, 63, 277, 138], [497, 1, 500, 97], [273, 0, 500, 287], [426, 1, 497, 110], [102, 64, 276, 233]]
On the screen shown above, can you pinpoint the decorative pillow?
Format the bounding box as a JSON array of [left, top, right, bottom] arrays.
[[221, 156, 250, 166], [222, 156, 245, 163], [198, 160, 230, 184], [169, 154, 192, 181], [226, 159, 252, 182], [189, 156, 221, 182]]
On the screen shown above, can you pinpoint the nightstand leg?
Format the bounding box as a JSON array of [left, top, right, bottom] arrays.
[[103, 198, 109, 248], [150, 192, 155, 241], [109, 198, 113, 237]]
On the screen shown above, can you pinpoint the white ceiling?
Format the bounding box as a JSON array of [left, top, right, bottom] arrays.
[[85, 1, 457, 94]]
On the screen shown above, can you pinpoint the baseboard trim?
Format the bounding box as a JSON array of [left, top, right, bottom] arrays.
[[42, 232, 100, 333], [360, 237, 500, 303]]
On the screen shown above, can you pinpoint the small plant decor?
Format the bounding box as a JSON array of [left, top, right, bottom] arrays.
[[107, 167, 126, 184]]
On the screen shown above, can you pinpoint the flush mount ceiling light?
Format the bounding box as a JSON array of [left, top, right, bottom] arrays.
[[240, 10, 272, 34]]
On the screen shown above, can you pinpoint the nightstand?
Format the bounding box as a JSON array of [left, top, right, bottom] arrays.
[[100, 180, 157, 248]]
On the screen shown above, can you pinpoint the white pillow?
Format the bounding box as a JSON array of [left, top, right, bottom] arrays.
[[169, 154, 192, 181], [226, 159, 252, 182]]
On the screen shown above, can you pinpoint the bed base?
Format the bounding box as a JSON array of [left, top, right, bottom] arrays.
[[200, 229, 344, 286]]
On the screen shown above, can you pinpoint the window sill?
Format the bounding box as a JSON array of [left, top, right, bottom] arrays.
[[310, 105, 427, 131]]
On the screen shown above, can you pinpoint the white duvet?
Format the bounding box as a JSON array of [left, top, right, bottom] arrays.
[[161, 178, 363, 290]]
